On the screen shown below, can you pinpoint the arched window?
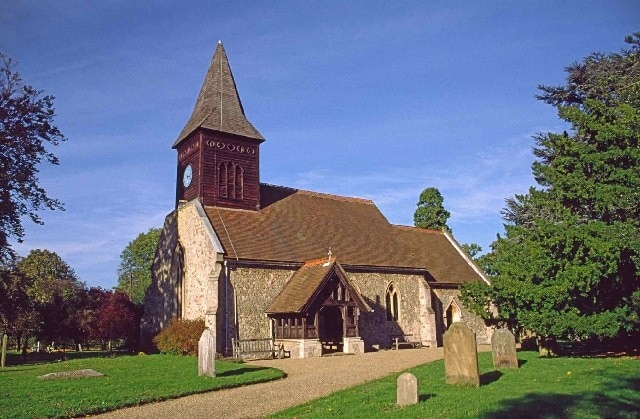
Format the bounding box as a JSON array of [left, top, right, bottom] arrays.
[[385, 283, 400, 321], [218, 162, 228, 198], [235, 164, 244, 200], [174, 243, 185, 320], [228, 162, 236, 199], [445, 300, 461, 328], [218, 161, 244, 200]]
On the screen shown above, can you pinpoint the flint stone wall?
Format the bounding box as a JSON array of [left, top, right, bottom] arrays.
[[141, 202, 222, 352], [350, 272, 436, 349], [433, 288, 492, 345], [140, 211, 180, 351]]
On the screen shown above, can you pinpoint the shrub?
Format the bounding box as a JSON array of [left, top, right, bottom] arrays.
[[152, 318, 205, 355]]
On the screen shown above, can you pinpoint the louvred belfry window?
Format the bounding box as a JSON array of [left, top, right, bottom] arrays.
[[218, 161, 244, 200]]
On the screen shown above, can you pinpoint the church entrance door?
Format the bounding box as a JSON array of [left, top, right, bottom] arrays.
[[318, 306, 343, 353]]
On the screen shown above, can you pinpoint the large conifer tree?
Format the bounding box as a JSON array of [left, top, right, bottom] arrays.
[[462, 34, 640, 352]]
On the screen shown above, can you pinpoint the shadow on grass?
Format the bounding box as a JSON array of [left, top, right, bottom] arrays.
[[419, 393, 436, 402], [480, 370, 502, 386], [217, 366, 271, 377], [481, 376, 640, 418], [517, 359, 527, 367], [5, 350, 121, 366]]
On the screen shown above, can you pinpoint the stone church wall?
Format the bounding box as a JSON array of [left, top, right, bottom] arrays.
[[140, 212, 180, 351], [141, 201, 223, 352], [348, 272, 429, 350], [176, 202, 222, 328], [432, 288, 493, 345], [219, 266, 295, 354]]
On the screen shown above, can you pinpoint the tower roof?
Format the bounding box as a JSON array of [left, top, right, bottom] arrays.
[[173, 41, 264, 148]]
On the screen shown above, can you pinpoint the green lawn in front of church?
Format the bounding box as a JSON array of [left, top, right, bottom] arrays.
[[0, 353, 284, 417], [271, 350, 640, 418]]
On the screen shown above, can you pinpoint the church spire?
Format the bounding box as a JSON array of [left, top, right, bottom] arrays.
[[173, 41, 264, 148]]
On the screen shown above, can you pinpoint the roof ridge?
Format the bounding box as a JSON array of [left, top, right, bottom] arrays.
[[392, 224, 445, 234], [303, 257, 336, 267], [261, 183, 374, 204]]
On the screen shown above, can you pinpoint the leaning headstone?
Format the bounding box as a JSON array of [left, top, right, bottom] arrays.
[[198, 328, 216, 377], [443, 322, 480, 387], [396, 372, 419, 407], [1, 334, 7, 368], [491, 328, 518, 369]]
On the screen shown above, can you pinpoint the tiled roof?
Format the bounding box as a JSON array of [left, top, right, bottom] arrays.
[[204, 184, 483, 284], [173, 42, 264, 148], [266, 259, 372, 314]]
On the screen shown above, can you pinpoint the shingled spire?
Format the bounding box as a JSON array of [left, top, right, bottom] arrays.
[[173, 41, 264, 148]]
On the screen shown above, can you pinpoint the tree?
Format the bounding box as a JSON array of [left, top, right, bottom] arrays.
[[0, 53, 66, 263], [0, 262, 40, 350], [97, 291, 140, 350], [17, 249, 84, 344], [461, 243, 482, 259], [116, 228, 161, 305], [413, 187, 451, 230], [461, 34, 640, 353], [67, 286, 110, 346]]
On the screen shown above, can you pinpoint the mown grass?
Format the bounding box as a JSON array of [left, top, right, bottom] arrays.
[[271, 351, 640, 418], [0, 353, 285, 417]]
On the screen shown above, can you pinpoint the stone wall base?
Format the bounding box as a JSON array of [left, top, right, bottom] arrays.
[[343, 337, 365, 354], [422, 339, 437, 348], [276, 339, 323, 358]]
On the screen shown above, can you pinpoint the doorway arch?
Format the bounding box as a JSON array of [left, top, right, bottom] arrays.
[[318, 306, 343, 352]]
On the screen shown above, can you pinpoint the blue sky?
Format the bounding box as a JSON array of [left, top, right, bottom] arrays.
[[1, 1, 638, 289]]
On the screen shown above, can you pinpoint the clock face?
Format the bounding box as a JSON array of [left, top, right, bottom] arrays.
[[183, 165, 193, 188]]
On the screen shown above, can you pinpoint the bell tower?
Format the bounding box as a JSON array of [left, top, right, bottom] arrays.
[[173, 41, 265, 211]]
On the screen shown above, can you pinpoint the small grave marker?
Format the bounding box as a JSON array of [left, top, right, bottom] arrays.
[[1, 334, 7, 368], [492, 328, 518, 369], [198, 328, 216, 377], [443, 322, 480, 387], [396, 372, 418, 407]]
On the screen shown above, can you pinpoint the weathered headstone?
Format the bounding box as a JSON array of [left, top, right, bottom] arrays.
[[1, 334, 7, 368], [198, 328, 216, 377], [491, 328, 518, 369], [396, 372, 419, 407], [443, 322, 480, 387]]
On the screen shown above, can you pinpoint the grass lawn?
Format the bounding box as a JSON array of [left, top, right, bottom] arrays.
[[0, 353, 285, 417], [271, 351, 640, 418]]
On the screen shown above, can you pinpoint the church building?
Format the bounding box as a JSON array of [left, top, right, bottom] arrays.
[[141, 42, 492, 357]]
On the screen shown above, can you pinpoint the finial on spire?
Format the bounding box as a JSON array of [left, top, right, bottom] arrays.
[[218, 39, 222, 45], [328, 247, 333, 261]]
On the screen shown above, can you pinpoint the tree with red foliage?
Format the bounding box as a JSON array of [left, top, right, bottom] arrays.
[[97, 291, 140, 350]]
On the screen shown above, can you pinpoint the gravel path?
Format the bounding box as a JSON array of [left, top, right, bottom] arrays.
[[96, 347, 445, 418]]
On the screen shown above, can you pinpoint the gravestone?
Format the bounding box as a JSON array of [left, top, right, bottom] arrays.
[[396, 372, 419, 407], [198, 328, 216, 377], [491, 328, 518, 369], [443, 322, 480, 387], [1, 334, 7, 368]]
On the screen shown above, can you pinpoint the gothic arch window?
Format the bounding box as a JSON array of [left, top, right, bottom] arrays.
[[445, 300, 461, 328], [228, 162, 236, 199], [235, 164, 244, 200], [218, 161, 244, 200], [174, 243, 185, 320], [385, 283, 400, 321], [218, 162, 228, 198]]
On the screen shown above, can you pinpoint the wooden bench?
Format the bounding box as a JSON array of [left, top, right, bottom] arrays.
[[231, 338, 290, 360], [390, 334, 422, 350]]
